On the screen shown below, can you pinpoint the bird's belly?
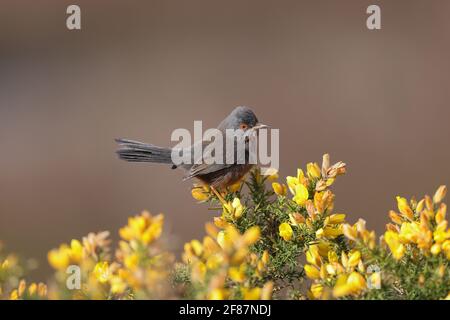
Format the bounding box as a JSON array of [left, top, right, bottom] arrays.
[[197, 164, 254, 189]]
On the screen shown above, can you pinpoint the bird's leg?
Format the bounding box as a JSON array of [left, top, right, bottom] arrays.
[[210, 186, 226, 205]]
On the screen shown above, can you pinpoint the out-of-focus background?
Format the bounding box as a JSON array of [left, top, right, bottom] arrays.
[[1, 0, 450, 279]]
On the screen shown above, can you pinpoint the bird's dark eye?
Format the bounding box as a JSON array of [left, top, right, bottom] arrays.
[[240, 123, 248, 130]]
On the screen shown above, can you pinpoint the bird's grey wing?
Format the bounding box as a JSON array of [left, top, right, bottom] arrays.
[[182, 134, 239, 180], [183, 162, 232, 181]]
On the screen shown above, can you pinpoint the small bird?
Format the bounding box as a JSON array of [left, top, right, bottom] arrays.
[[115, 106, 268, 191]]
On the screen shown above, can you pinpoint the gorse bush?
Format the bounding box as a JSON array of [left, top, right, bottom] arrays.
[[0, 154, 449, 300]]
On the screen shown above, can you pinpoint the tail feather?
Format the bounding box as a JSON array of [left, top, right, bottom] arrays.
[[115, 138, 173, 164]]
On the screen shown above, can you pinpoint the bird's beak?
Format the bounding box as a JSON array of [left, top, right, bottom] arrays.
[[252, 123, 269, 131]]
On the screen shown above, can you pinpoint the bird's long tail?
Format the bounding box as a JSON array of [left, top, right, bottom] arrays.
[[115, 138, 173, 164]]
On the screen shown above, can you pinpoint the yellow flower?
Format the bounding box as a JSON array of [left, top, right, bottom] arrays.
[[327, 213, 346, 225], [69, 239, 83, 263], [9, 289, 19, 300], [443, 240, 450, 251], [28, 283, 37, 296], [93, 261, 110, 283], [217, 231, 226, 249], [232, 198, 244, 219], [396, 196, 414, 220], [279, 223, 293, 241], [320, 226, 343, 239], [398, 221, 433, 250], [347, 250, 361, 267], [37, 283, 47, 297], [325, 263, 337, 275], [214, 216, 230, 229], [304, 264, 320, 280], [313, 190, 334, 214], [325, 178, 335, 187], [124, 253, 139, 270], [307, 162, 321, 179], [431, 243, 441, 255], [347, 271, 366, 292], [1, 259, 9, 270], [306, 245, 321, 266], [416, 199, 425, 214], [384, 231, 405, 260], [293, 184, 309, 206], [272, 182, 287, 196], [433, 185, 447, 204], [332, 274, 350, 297], [333, 272, 366, 298], [342, 224, 358, 241], [18, 279, 26, 297], [242, 226, 260, 246], [317, 241, 331, 257], [389, 210, 403, 225], [119, 212, 163, 245], [328, 250, 338, 263], [222, 198, 245, 220], [190, 239, 204, 256], [242, 287, 261, 300], [434, 221, 450, 243], [110, 275, 127, 294], [286, 169, 305, 194], [47, 244, 71, 270], [208, 288, 226, 300], [229, 265, 246, 283], [435, 203, 447, 224], [309, 283, 324, 299], [206, 254, 223, 270], [191, 187, 209, 201]]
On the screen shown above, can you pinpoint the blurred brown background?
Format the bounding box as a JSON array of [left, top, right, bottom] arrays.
[[1, 0, 450, 279]]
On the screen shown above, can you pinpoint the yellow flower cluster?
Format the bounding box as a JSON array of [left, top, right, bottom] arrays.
[[305, 219, 380, 299], [1, 154, 448, 300], [383, 186, 449, 260], [47, 239, 84, 271], [210, 193, 247, 229], [119, 211, 164, 245], [191, 181, 243, 202], [111, 212, 174, 299], [0, 247, 31, 299], [47, 232, 111, 272], [278, 154, 345, 203], [274, 154, 347, 244], [331, 187, 449, 299], [222, 197, 245, 221], [89, 211, 174, 299], [269, 154, 367, 299], [9, 280, 47, 300], [182, 223, 273, 300], [44, 211, 173, 299], [46, 232, 109, 299]]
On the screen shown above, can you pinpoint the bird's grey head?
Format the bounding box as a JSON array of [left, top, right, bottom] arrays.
[[219, 106, 259, 131]]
